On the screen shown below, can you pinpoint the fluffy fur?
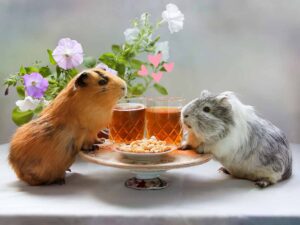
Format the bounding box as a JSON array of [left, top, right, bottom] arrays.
[[181, 90, 292, 188], [9, 68, 126, 185]]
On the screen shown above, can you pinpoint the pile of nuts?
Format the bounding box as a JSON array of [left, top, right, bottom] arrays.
[[118, 137, 173, 153]]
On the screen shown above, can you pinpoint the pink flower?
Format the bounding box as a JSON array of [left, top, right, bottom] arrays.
[[52, 38, 83, 70], [138, 65, 148, 76], [152, 72, 163, 83], [148, 53, 162, 68], [163, 62, 174, 72]]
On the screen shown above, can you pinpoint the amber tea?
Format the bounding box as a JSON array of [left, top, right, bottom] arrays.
[[146, 97, 184, 145], [109, 102, 146, 144]]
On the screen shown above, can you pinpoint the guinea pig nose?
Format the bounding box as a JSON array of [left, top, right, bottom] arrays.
[[184, 114, 189, 118]]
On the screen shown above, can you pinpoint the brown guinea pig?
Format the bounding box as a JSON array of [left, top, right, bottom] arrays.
[[9, 68, 126, 185]]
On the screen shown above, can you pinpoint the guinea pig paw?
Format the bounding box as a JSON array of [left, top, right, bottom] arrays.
[[255, 179, 272, 188], [95, 137, 106, 144], [218, 167, 231, 175], [81, 144, 99, 152], [92, 144, 100, 150]]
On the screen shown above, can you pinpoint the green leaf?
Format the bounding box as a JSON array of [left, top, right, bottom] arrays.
[[130, 59, 143, 69], [34, 104, 44, 114], [99, 52, 116, 68], [123, 50, 136, 60], [149, 36, 160, 47], [112, 45, 121, 54], [83, 56, 97, 68], [127, 71, 138, 81], [153, 83, 168, 95], [67, 68, 78, 77], [56, 66, 61, 77], [39, 66, 52, 77], [44, 85, 60, 99], [115, 63, 125, 76], [47, 49, 56, 65], [159, 66, 167, 72], [19, 66, 26, 75], [117, 56, 128, 65], [130, 83, 146, 96], [16, 86, 25, 99], [12, 107, 34, 126], [4, 75, 18, 87], [48, 78, 58, 85], [25, 66, 39, 74], [99, 52, 115, 61]]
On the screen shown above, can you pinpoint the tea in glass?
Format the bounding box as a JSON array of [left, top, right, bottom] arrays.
[[109, 98, 146, 144], [146, 97, 184, 145]]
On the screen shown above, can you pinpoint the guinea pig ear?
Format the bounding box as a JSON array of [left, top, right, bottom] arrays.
[[200, 90, 211, 98], [220, 91, 235, 98], [74, 72, 89, 89], [217, 95, 232, 109]]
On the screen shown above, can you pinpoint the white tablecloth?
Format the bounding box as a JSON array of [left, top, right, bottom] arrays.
[[0, 143, 299, 225]]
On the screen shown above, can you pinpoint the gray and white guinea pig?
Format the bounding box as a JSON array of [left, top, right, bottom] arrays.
[[181, 90, 292, 188]]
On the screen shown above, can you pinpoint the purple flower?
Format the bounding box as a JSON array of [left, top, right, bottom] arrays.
[[52, 38, 83, 70], [96, 63, 118, 75], [23, 73, 49, 99]]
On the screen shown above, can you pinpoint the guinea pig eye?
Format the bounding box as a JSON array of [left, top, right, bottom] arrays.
[[98, 78, 108, 86], [203, 106, 211, 113]]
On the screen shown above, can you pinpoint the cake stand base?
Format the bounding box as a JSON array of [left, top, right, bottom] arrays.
[[125, 177, 168, 190]]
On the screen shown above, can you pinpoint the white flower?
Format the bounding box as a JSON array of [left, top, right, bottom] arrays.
[[124, 28, 140, 44], [16, 96, 40, 112], [42, 98, 51, 106], [162, 3, 184, 34], [16, 97, 50, 112], [155, 41, 169, 61]]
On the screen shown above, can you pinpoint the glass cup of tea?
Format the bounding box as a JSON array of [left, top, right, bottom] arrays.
[[109, 97, 146, 144], [146, 97, 185, 145]]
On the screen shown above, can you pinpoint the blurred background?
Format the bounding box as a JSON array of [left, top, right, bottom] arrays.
[[0, 0, 299, 144]]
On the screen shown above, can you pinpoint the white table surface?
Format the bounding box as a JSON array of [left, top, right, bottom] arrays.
[[0, 143, 299, 225]]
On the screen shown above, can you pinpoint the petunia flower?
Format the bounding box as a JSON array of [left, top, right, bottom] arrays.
[[16, 96, 41, 112], [162, 3, 184, 34], [96, 63, 118, 75], [155, 41, 169, 61], [124, 28, 139, 44], [42, 98, 51, 106], [52, 38, 83, 70], [23, 73, 49, 99], [16, 97, 50, 112]]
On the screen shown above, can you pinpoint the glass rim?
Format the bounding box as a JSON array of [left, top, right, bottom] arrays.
[[118, 96, 146, 103], [122, 96, 146, 100], [146, 96, 185, 102]]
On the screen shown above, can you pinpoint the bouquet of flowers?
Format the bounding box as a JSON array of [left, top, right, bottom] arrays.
[[3, 3, 184, 126]]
